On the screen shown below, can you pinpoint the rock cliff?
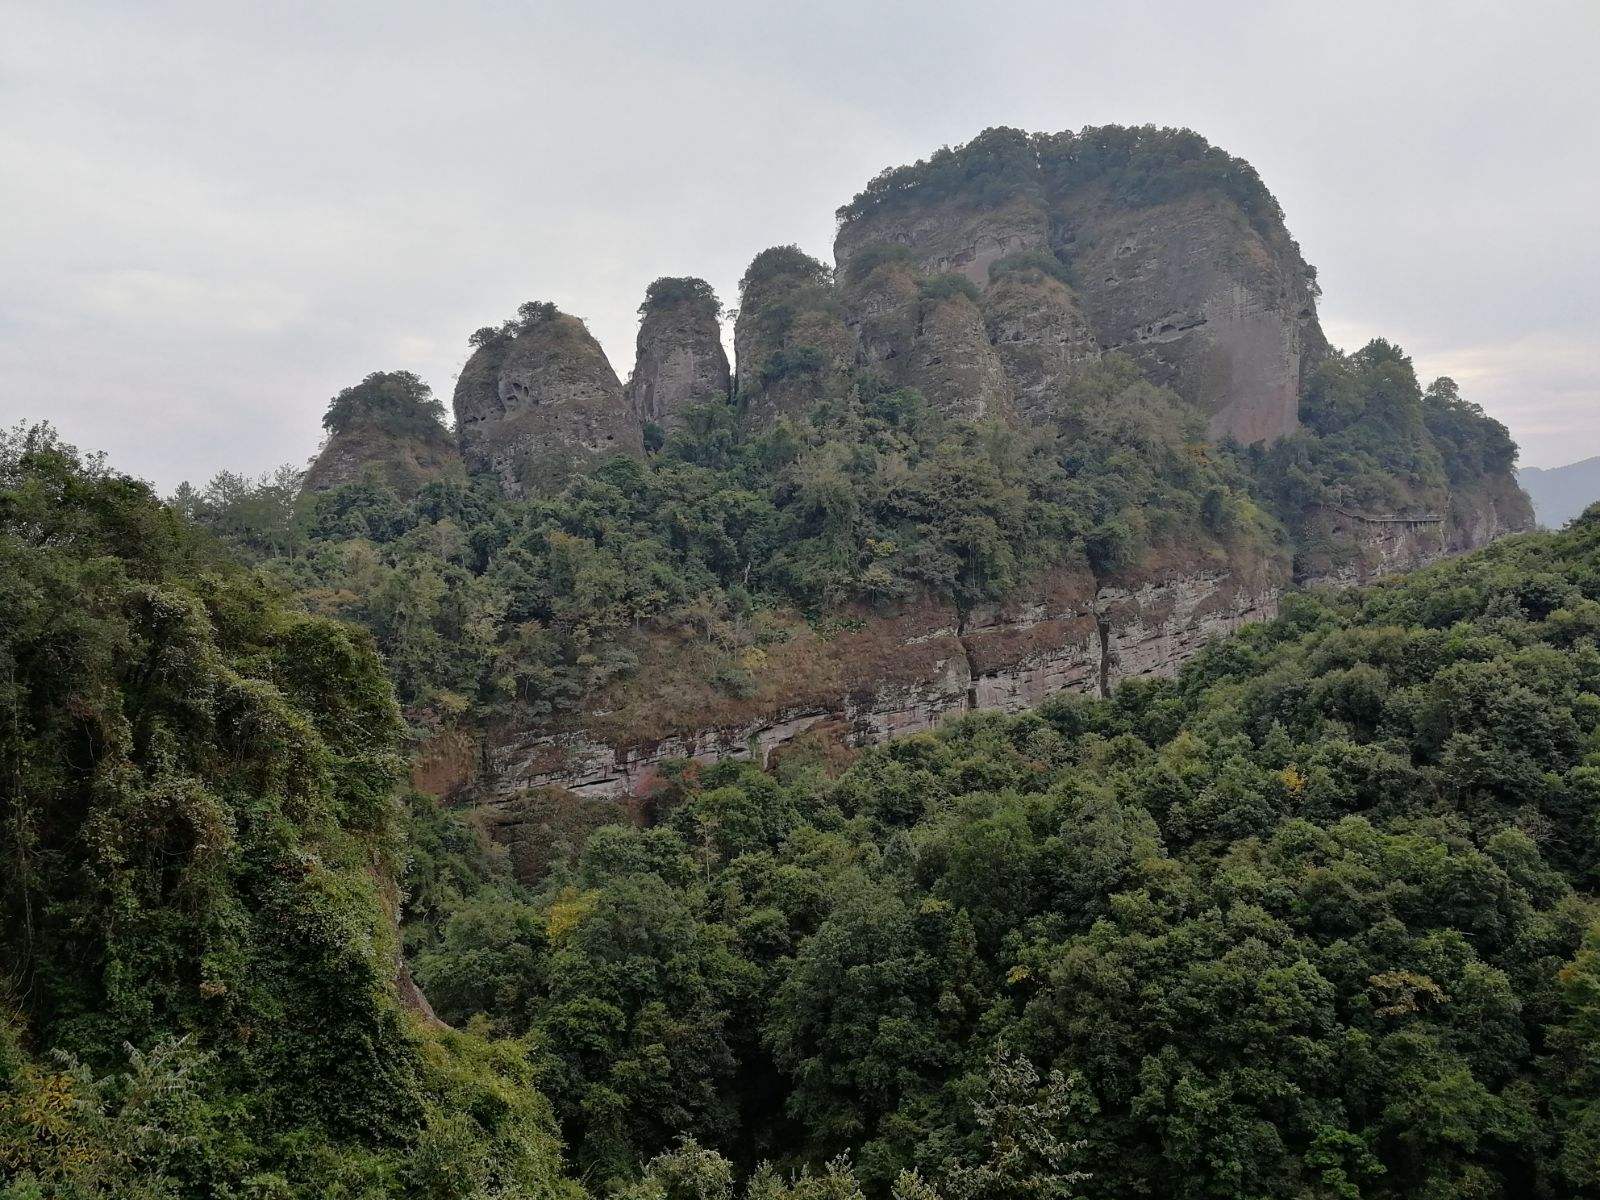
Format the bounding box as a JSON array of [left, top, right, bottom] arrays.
[[833, 126, 1326, 444], [451, 537, 1284, 852], [733, 247, 856, 426], [625, 277, 731, 435], [453, 302, 642, 496]]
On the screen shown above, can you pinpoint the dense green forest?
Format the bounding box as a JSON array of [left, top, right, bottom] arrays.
[[6, 388, 1599, 1196], [0, 428, 574, 1197], [395, 496, 1600, 1198]]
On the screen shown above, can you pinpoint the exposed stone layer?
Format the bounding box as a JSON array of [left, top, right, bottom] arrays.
[[834, 194, 1051, 290], [1053, 187, 1323, 445], [453, 311, 642, 496], [982, 266, 1100, 421], [626, 285, 731, 433], [475, 543, 1285, 808]]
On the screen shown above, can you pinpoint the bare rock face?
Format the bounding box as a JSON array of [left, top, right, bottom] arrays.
[[1054, 185, 1323, 445], [476, 537, 1287, 825], [453, 306, 642, 496], [833, 126, 1328, 445], [733, 247, 855, 426], [625, 277, 731, 435], [839, 257, 1012, 420], [834, 192, 1052, 290], [982, 262, 1100, 422]]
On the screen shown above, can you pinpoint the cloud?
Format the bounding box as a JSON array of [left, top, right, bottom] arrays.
[[1, 0, 1596, 489]]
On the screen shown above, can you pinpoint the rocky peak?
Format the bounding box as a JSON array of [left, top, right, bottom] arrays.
[[303, 370, 461, 495], [625, 277, 731, 438], [732, 246, 855, 427], [833, 125, 1328, 444], [453, 301, 642, 496]]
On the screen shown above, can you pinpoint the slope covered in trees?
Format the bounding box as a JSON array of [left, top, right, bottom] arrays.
[[5, 425, 1599, 1197], [0, 427, 573, 1197], [400, 499, 1600, 1198]]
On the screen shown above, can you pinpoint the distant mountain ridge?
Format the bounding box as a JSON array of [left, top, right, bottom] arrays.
[[1520, 454, 1600, 528]]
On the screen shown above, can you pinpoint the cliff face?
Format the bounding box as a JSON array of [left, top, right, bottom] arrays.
[[453, 308, 642, 496], [1054, 186, 1324, 445], [832, 127, 1326, 444], [839, 257, 1014, 421], [625, 279, 731, 433], [454, 538, 1285, 839]]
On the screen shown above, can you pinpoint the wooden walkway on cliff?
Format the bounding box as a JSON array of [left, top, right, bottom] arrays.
[[1316, 503, 1445, 529]]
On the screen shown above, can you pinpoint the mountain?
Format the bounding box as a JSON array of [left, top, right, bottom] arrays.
[[0, 116, 1584, 1192], [189, 125, 1532, 857], [1520, 454, 1600, 528]]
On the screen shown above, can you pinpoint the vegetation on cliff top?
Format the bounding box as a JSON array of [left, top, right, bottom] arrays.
[[836, 125, 1284, 236], [322, 371, 449, 438]]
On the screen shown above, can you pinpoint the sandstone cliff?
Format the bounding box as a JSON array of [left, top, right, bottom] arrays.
[[454, 303, 642, 496], [833, 126, 1326, 444], [445, 535, 1285, 851], [625, 277, 731, 435], [838, 254, 1013, 421]]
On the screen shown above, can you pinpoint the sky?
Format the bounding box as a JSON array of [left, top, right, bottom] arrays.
[[2, 0, 1596, 492]]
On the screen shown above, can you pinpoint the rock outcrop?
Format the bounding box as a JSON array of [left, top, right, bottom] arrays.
[[303, 420, 460, 495], [302, 370, 462, 496], [832, 126, 1327, 444], [1053, 185, 1324, 445], [981, 258, 1100, 421], [625, 277, 731, 435], [453, 304, 642, 496], [839, 255, 1013, 421], [733, 247, 855, 426]]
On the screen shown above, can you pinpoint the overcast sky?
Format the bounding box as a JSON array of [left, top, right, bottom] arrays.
[[3, 0, 1596, 491]]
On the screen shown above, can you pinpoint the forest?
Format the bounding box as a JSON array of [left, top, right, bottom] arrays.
[[3, 377, 1597, 1194]]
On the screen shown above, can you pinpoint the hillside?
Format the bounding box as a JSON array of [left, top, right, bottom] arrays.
[[1521, 455, 1600, 529], [193, 126, 1533, 864], [10, 438, 1600, 1199], [0, 428, 574, 1196]]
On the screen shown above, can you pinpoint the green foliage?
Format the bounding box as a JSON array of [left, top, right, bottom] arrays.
[[916, 275, 982, 307], [0, 426, 571, 1196], [740, 248, 832, 297], [987, 252, 1071, 288], [195, 355, 1260, 726], [836, 125, 1283, 238], [844, 244, 915, 282], [642, 277, 724, 317], [321, 370, 448, 437], [406, 512, 1600, 1197], [468, 299, 561, 349]]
